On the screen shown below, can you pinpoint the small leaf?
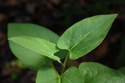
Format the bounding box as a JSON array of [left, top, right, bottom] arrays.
[[57, 14, 118, 60], [79, 62, 125, 83], [36, 62, 125, 83], [9, 36, 60, 62], [61, 62, 125, 83], [8, 23, 59, 70], [36, 65, 60, 83], [15, 60, 27, 69], [61, 67, 84, 83]]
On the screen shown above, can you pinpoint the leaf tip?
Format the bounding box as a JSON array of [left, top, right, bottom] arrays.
[[8, 37, 12, 41], [8, 37, 17, 42], [112, 13, 118, 17], [109, 14, 118, 19]]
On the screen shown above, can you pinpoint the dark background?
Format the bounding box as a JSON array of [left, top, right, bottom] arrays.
[[0, 0, 125, 83]]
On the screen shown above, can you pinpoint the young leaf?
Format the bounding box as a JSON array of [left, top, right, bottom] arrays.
[[61, 62, 125, 83], [9, 36, 60, 62], [61, 67, 83, 83], [36, 62, 125, 83], [8, 23, 59, 70], [79, 62, 125, 83], [36, 65, 60, 83], [57, 14, 118, 60]]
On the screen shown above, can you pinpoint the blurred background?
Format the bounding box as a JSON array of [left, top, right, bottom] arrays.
[[0, 0, 125, 83]]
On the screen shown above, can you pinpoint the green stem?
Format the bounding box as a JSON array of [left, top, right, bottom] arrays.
[[50, 63, 59, 75], [50, 63, 61, 83], [61, 51, 70, 76]]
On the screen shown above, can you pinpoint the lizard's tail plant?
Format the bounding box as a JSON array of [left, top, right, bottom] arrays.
[[8, 14, 125, 83]]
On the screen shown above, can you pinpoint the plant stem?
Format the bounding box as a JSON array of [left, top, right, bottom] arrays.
[[50, 63, 59, 75], [61, 51, 70, 76]]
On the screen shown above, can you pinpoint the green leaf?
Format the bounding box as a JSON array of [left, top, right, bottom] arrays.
[[57, 14, 118, 60], [61, 67, 83, 83], [36, 62, 125, 83], [36, 65, 60, 83], [9, 36, 60, 62], [15, 60, 27, 69], [8, 23, 59, 43], [10, 60, 27, 69], [8, 23, 59, 70], [79, 62, 125, 83], [54, 50, 68, 60], [61, 62, 125, 83]]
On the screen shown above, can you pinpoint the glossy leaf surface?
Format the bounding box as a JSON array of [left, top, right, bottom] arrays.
[[9, 36, 60, 62], [57, 14, 118, 59], [8, 23, 59, 70]]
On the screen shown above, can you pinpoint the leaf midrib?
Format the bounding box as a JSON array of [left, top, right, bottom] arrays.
[[63, 76, 73, 83], [9, 38, 55, 56], [70, 17, 112, 51]]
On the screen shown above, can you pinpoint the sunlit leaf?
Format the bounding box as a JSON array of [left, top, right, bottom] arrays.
[[57, 14, 118, 60], [8, 23, 59, 70], [36, 65, 60, 83], [9, 36, 60, 62]]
